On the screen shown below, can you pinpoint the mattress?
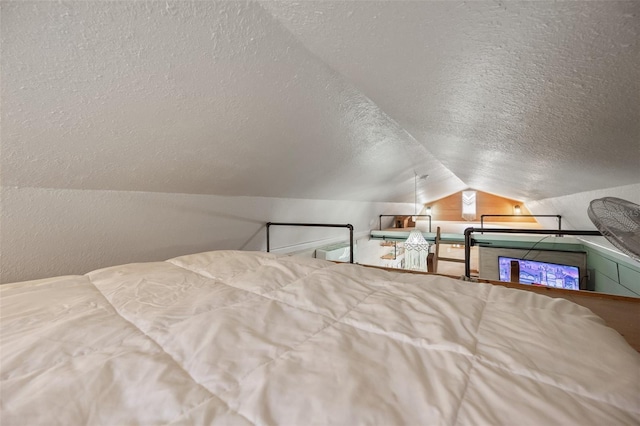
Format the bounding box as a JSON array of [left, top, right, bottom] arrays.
[[1, 250, 638, 425]]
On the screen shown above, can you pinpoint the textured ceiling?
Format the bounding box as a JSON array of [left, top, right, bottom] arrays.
[[262, 1, 640, 201], [2, 1, 638, 204]]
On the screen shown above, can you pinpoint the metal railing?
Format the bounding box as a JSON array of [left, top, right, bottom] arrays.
[[463, 227, 601, 279], [379, 215, 432, 232], [266, 222, 354, 263], [480, 214, 562, 233]]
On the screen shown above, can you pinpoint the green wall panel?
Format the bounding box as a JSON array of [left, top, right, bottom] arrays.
[[618, 265, 640, 296], [586, 250, 619, 282], [594, 271, 637, 297]]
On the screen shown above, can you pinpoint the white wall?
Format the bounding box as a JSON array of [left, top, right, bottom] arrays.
[[0, 186, 410, 284], [526, 183, 640, 230]]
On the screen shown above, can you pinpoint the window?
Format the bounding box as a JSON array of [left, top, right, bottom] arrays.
[[462, 190, 477, 221]]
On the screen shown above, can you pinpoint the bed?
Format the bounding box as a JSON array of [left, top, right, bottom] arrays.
[[1, 250, 638, 425]]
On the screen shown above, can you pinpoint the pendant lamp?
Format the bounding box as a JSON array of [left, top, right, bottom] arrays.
[[404, 229, 430, 271]]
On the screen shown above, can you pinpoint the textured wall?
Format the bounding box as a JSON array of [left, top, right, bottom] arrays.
[[526, 183, 640, 230], [0, 1, 460, 282], [0, 186, 409, 283]]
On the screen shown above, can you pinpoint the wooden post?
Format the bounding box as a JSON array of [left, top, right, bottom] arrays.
[[427, 253, 434, 273], [510, 260, 520, 283]]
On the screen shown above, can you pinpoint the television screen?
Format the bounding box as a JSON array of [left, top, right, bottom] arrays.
[[498, 256, 580, 290]]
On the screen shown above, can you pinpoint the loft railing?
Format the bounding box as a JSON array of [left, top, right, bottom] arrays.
[[378, 215, 432, 232], [463, 227, 602, 279], [266, 222, 354, 263], [480, 214, 562, 233]]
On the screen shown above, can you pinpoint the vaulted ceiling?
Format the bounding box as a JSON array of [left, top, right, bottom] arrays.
[[2, 1, 639, 205]]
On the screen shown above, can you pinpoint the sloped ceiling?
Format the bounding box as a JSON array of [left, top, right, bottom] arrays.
[[2, 1, 639, 205], [262, 1, 640, 201]]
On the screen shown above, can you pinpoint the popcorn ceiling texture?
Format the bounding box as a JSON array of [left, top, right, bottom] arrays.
[[1, 1, 462, 204], [263, 1, 640, 201], [2, 1, 638, 203]]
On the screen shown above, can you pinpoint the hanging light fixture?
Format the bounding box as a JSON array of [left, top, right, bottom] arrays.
[[412, 173, 429, 222], [404, 229, 430, 271], [514, 205, 522, 215], [412, 173, 418, 221]]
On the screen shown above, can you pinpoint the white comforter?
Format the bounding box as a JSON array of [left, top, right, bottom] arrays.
[[1, 250, 638, 425]]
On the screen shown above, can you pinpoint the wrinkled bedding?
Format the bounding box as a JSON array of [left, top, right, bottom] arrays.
[[1, 250, 639, 425]]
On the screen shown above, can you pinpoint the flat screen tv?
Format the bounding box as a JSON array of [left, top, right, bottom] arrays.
[[498, 256, 581, 290]]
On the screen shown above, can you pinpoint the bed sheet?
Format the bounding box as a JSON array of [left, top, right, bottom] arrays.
[[1, 250, 638, 425]]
